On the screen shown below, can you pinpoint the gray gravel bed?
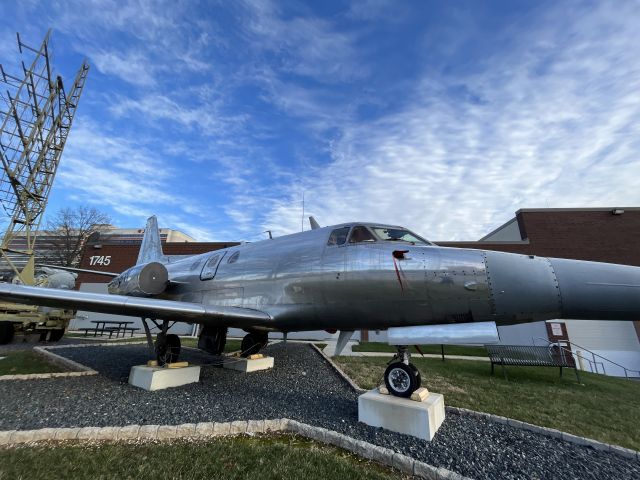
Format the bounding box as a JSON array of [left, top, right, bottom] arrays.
[[0, 342, 637, 480]]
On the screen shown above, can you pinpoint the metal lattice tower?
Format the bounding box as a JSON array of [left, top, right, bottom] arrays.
[[0, 30, 89, 283]]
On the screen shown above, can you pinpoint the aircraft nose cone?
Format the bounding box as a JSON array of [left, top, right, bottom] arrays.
[[549, 258, 640, 320]]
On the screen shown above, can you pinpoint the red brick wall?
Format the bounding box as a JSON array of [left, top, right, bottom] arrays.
[[76, 242, 239, 285], [440, 210, 640, 267]]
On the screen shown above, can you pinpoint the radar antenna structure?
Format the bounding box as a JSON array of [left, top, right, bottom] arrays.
[[0, 29, 89, 283]]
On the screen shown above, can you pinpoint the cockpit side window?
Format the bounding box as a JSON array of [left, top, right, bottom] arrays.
[[348, 226, 377, 243], [371, 227, 431, 245], [327, 227, 350, 246], [200, 254, 221, 280]]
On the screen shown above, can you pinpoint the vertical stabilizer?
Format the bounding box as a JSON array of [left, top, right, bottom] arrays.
[[309, 216, 321, 230], [137, 216, 165, 265]]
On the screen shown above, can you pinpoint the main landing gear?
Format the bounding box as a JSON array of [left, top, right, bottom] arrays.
[[240, 331, 268, 357], [198, 326, 227, 355], [141, 318, 181, 366], [156, 332, 181, 365], [384, 345, 421, 398]]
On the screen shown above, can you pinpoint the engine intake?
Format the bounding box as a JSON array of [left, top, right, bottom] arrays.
[[108, 262, 169, 297]]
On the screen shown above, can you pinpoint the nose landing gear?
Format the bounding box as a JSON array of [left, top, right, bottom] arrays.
[[384, 345, 421, 398]]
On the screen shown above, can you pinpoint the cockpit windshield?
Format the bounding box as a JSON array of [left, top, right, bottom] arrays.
[[371, 227, 431, 245]]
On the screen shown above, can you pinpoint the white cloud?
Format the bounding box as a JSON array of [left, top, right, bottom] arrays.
[[54, 119, 218, 234], [240, 0, 366, 83], [258, 1, 640, 241], [86, 49, 156, 86]]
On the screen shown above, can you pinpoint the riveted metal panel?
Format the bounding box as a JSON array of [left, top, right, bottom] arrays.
[[484, 251, 561, 322], [549, 258, 640, 320]]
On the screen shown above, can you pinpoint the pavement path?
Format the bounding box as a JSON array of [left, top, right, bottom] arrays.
[[321, 340, 490, 362]]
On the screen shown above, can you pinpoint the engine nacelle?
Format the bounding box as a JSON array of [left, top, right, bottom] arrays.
[[107, 262, 169, 297]]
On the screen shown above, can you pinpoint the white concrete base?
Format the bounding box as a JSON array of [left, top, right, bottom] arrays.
[[128, 365, 201, 391], [358, 389, 445, 441], [223, 356, 274, 373]]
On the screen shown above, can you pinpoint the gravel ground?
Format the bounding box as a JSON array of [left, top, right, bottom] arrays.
[[0, 342, 637, 480]]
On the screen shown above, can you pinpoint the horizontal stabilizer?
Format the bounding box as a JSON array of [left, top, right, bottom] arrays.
[[387, 321, 500, 345], [40, 264, 119, 277]]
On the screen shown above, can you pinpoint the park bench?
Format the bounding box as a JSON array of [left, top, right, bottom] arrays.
[[485, 344, 581, 382], [79, 327, 99, 337], [78, 326, 139, 338], [120, 327, 140, 337]]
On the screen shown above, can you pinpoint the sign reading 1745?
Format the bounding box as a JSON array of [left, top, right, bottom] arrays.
[[89, 255, 112, 266]]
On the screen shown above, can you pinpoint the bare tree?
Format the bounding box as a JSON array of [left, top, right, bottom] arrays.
[[40, 206, 111, 267]]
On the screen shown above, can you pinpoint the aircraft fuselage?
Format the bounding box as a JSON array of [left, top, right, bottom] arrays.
[[156, 223, 640, 332]]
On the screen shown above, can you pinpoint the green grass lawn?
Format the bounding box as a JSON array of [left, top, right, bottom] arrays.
[[0, 435, 407, 480], [352, 342, 488, 357], [0, 350, 66, 375], [335, 356, 640, 451]]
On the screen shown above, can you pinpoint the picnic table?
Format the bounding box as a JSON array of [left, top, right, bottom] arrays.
[[80, 320, 139, 339]]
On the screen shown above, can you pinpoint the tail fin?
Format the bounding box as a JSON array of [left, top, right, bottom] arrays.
[[137, 216, 165, 265], [309, 216, 321, 230]]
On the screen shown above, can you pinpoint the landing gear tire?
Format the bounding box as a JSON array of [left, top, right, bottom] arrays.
[[198, 326, 227, 355], [384, 362, 421, 398], [48, 329, 65, 342], [156, 333, 181, 365], [409, 363, 422, 389], [0, 322, 14, 345], [241, 332, 268, 357]]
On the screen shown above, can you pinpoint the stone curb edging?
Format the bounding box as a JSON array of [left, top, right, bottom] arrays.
[[310, 343, 367, 393], [316, 344, 640, 463], [0, 419, 470, 480], [446, 406, 640, 462], [0, 347, 98, 381]]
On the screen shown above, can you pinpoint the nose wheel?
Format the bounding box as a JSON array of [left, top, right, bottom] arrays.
[[384, 346, 421, 398]]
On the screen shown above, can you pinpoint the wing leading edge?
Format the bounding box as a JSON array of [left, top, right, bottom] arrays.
[[0, 283, 272, 328]]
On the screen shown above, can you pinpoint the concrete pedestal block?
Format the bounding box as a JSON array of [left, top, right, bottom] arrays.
[[358, 389, 445, 441], [223, 356, 274, 373], [129, 365, 201, 391]]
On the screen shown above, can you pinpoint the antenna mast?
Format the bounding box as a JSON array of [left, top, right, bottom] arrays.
[[0, 30, 89, 283]]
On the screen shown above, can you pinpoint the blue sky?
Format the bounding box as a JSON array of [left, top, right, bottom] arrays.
[[1, 0, 639, 241]]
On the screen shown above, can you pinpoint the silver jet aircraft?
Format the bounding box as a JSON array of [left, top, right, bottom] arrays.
[[0, 216, 639, 397]]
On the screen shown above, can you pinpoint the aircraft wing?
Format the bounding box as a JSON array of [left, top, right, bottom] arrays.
[[0, 283, 272, 328]]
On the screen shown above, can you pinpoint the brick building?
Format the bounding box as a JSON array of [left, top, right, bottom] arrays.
[[435, 207, 640, 377]]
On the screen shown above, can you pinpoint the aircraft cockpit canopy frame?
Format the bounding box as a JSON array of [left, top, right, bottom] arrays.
[[326, 223, 432, 247]]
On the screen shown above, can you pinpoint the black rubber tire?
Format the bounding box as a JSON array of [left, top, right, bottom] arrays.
[[156, 333, 181, 365], [240, 332, 268, 358], [0, 322, 14, 345], [409, 363, 422, 390], [384, 362, 420, 398], [198, 326, 227, 355], [48, 329, 65, 342]]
